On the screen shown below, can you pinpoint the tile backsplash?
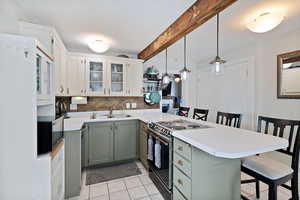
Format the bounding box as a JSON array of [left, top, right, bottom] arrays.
[[56, 96, 159, 112]]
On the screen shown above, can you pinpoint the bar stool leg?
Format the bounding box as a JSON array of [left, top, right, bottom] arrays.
[[255, 180, 260, 199], [291, 176, 299, 200], [268, 184, 277, 200]]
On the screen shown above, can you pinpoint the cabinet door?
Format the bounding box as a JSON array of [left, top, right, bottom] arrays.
[[81, 125, 89, 169], [108, 60, 126, 96], [65, 131, 81, 198], [139, 129, 149, 169], [114, 121, 137, 161], [37, 52, 53, 104], [54, 38, 62, 96], [66, 55, 87, 96], [86, 57, 107, 96], [126, 61, 143, 96], [88, 122, 114, 166], [54, 38, 67, 96]]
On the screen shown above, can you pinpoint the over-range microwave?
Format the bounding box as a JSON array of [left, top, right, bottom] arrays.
[[37, 115, 64, 155]]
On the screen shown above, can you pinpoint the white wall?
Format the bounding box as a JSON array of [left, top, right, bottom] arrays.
[[193, 28, 300, 174], [194, 28, 300, 124], [0, 0, 21, 34]]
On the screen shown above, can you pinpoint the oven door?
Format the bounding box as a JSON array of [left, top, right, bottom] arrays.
[[147, 130, 173, 191]]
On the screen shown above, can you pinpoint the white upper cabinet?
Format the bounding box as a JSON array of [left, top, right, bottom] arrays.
[[126, 60, 143, 96], [107, 60, 127, 96], [62, 52, 143, 97], [86, 57, 107, 96], [36, 44, 54, 105], [66, 55, 87, 96]]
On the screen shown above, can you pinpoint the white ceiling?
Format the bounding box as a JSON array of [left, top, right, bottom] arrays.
[[13, 0, 195, 55], [12, 0, 300, 63]]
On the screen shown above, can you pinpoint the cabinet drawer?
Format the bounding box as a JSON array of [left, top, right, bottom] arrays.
[[174, 152, 191, 177], [173, 166, 191, 200], [174, 138, 191, 160], [173, 186, 187, 200]]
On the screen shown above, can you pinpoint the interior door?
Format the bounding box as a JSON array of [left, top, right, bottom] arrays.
[[88, 122, 114, 166], [86, 57, 106, 96], [196, 59, 255, 130], [114, 121, 137, 161], [108, 60, 126, 96]]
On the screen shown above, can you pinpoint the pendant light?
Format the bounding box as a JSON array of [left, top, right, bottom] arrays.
[[179, 36, 191, 80], [162, 48, 171, 86], [210, 13, 226, 74]]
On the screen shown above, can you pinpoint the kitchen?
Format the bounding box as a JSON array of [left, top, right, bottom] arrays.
[[1, 0, 300, 200]]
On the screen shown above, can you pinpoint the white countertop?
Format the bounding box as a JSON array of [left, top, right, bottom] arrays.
[[64, 110, 288, 159]]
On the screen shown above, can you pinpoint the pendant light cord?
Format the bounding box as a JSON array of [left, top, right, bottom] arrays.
[[217, 13, 219, 57], [165, 48, 168, 74], [184, 36, 186, 68]]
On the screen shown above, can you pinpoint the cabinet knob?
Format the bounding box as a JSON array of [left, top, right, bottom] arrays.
[[177, 160, 183, 166], [60, 85, 64, 93], [177, 179, 183, 185], [177, 146, 183, 151]]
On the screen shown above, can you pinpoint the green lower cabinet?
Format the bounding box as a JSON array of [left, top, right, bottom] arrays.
[[88, 122, 114, 166], [172, 137, 241, 200], [114, 121, 137, 161], [139, 126, 149, 169], [65, 130, 81, 199]]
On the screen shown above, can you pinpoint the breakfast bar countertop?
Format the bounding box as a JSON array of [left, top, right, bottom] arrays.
[[64, 110, 288, 159]]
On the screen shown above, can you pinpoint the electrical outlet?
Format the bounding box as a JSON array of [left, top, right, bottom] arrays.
[[126, 103, 131, 109], [131, 103, 137, 109], [70, 104, 77, 111]]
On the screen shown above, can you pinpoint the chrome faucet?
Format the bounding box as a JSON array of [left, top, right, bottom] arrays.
[[108, 106, 114, 118]]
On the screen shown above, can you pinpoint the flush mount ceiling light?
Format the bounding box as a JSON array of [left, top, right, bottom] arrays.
[[247, 12, 284, 33], [88, 40, 109, 53], [179, 36, 191, 81], [210, 13, 226, 75]]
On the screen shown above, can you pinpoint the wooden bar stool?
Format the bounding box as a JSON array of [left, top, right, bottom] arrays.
[[193, 108, 209, 121], [216, 111, 242, 128], [241, 116, 300, 200], [178, 107, 190, 117]]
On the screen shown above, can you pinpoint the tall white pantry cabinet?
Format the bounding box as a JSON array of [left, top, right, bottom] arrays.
[[0, 34, 52, 200]]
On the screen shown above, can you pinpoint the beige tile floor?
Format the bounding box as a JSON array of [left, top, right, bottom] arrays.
[[67, 161, 294, 200], [67, 161, 164, 200]]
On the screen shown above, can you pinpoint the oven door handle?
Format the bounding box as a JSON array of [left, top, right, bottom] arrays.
[[147, 131, 169, 145]]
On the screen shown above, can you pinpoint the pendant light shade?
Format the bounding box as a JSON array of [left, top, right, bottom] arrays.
[[161, 49, 171, 87], [210, 13, 226, 74], [179, 36, 191, 80]]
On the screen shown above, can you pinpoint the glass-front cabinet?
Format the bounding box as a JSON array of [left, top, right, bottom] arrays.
[[108, 61, 126, 96], [36, 51, 53, 104], [86, 58, 107, 96]]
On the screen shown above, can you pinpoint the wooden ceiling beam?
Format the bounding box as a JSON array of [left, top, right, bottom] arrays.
[[138, 0, 239, 61]]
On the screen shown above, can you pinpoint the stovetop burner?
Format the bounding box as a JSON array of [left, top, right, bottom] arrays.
[[157, 119, 210, 130]]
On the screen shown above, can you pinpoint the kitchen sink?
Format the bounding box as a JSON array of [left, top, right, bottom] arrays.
[[90, 113, 131, 119]]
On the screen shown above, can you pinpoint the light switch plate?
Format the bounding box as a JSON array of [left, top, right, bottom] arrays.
[[126, 103, 131, 109], [131, 103, 137, 108], [70, 104, 77, 111]]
